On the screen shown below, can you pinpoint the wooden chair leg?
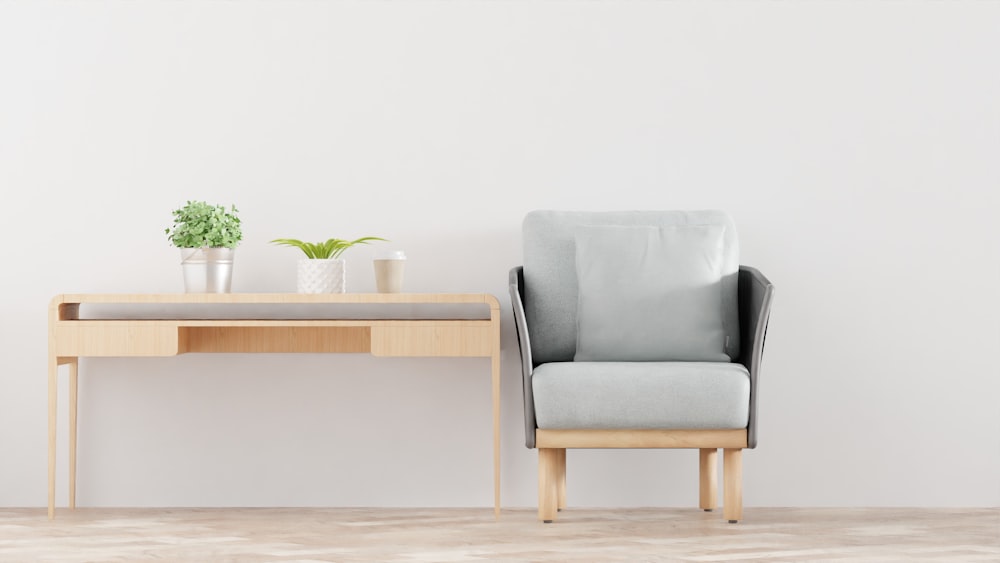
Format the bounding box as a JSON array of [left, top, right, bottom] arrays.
[[723, 448, 743, 523], [699, 448, 718, 511], [556, 448, 567, 511], [538, 448, 561, 522]]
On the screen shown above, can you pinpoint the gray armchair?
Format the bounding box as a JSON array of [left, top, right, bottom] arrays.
[[509, 210, 774, 523]]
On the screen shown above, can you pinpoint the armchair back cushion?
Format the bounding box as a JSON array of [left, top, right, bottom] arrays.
[[523, 210, 740, 365], [574, 224, 729, 362]]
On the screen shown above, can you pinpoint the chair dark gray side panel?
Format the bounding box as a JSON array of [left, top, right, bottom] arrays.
[[509, 266, 537, 449], [738, 266, 774, 450]]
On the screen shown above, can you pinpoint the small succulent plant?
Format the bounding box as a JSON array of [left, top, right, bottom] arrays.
[[270, 236, 387, 259]]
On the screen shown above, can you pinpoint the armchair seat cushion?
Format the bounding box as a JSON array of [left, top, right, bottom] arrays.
[[532, 362, 750, 430]]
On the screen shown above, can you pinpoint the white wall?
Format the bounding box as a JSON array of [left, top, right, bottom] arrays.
[[1, 1, 997, 509]]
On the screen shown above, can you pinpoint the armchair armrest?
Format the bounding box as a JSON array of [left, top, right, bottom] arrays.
[[738, 266, 774, 449], [509, 266, 538, 448]]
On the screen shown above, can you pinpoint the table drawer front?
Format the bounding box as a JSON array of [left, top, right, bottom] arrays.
[[371, 324, 493, 357], [54, 323, 179, 356]]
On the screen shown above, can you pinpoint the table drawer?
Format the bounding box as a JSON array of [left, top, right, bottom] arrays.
[[54, 323, 180, 357], [371, 323, 493, 357]]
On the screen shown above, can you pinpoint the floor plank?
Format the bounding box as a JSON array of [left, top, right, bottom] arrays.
[[1, 508, 997, 562]]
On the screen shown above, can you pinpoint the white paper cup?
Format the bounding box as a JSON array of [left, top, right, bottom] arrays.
[[374, 251, 406, 293]]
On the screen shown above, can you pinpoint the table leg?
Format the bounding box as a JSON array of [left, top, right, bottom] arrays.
[[68, 358, 79, 510], [492, 348, 501, 518], [47, 356, 57, 520]]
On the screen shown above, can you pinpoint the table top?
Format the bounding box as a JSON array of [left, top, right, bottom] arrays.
[[52, 293, 500, 306], [50, 293, 502, 322]]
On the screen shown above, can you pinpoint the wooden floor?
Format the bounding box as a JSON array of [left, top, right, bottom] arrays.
[[1, 508, 997, 562]]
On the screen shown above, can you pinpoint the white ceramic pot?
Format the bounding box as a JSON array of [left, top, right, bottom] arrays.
[[297, 258, 345, 293], [180, 247, 235, 293]]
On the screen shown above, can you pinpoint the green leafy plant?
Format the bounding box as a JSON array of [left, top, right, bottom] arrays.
[[165, 201, 243, 248], [270, 236, 387, 259]]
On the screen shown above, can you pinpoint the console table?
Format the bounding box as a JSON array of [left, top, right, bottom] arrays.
[[47, 293, 501, 519]]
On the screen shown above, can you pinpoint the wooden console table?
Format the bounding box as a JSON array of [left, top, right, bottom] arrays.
[[47, 293, 501, 519]]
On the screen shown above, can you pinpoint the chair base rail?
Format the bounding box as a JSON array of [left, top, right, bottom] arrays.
[[536, 429, 747, 449]]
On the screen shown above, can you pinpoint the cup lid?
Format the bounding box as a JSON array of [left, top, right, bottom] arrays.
[[377, 250, 406, 260]]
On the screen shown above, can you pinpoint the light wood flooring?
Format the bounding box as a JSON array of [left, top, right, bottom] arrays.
[[1, 507, 997, 562]]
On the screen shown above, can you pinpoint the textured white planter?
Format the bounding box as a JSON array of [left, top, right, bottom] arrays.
[[180, 247, 235, 293], [297, 259, 345, 293]]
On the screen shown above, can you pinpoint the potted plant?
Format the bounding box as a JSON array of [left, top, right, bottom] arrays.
[[271, 236, 386, 293], [165, 201, 242, 293]]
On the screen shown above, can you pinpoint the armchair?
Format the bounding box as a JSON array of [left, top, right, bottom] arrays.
[[509, 210, 773, 523]]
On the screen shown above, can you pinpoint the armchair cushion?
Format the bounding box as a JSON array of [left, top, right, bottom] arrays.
[[574, 224, 729, 362], [523, 210, 741, 365], [532, 361, 750, 430]]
